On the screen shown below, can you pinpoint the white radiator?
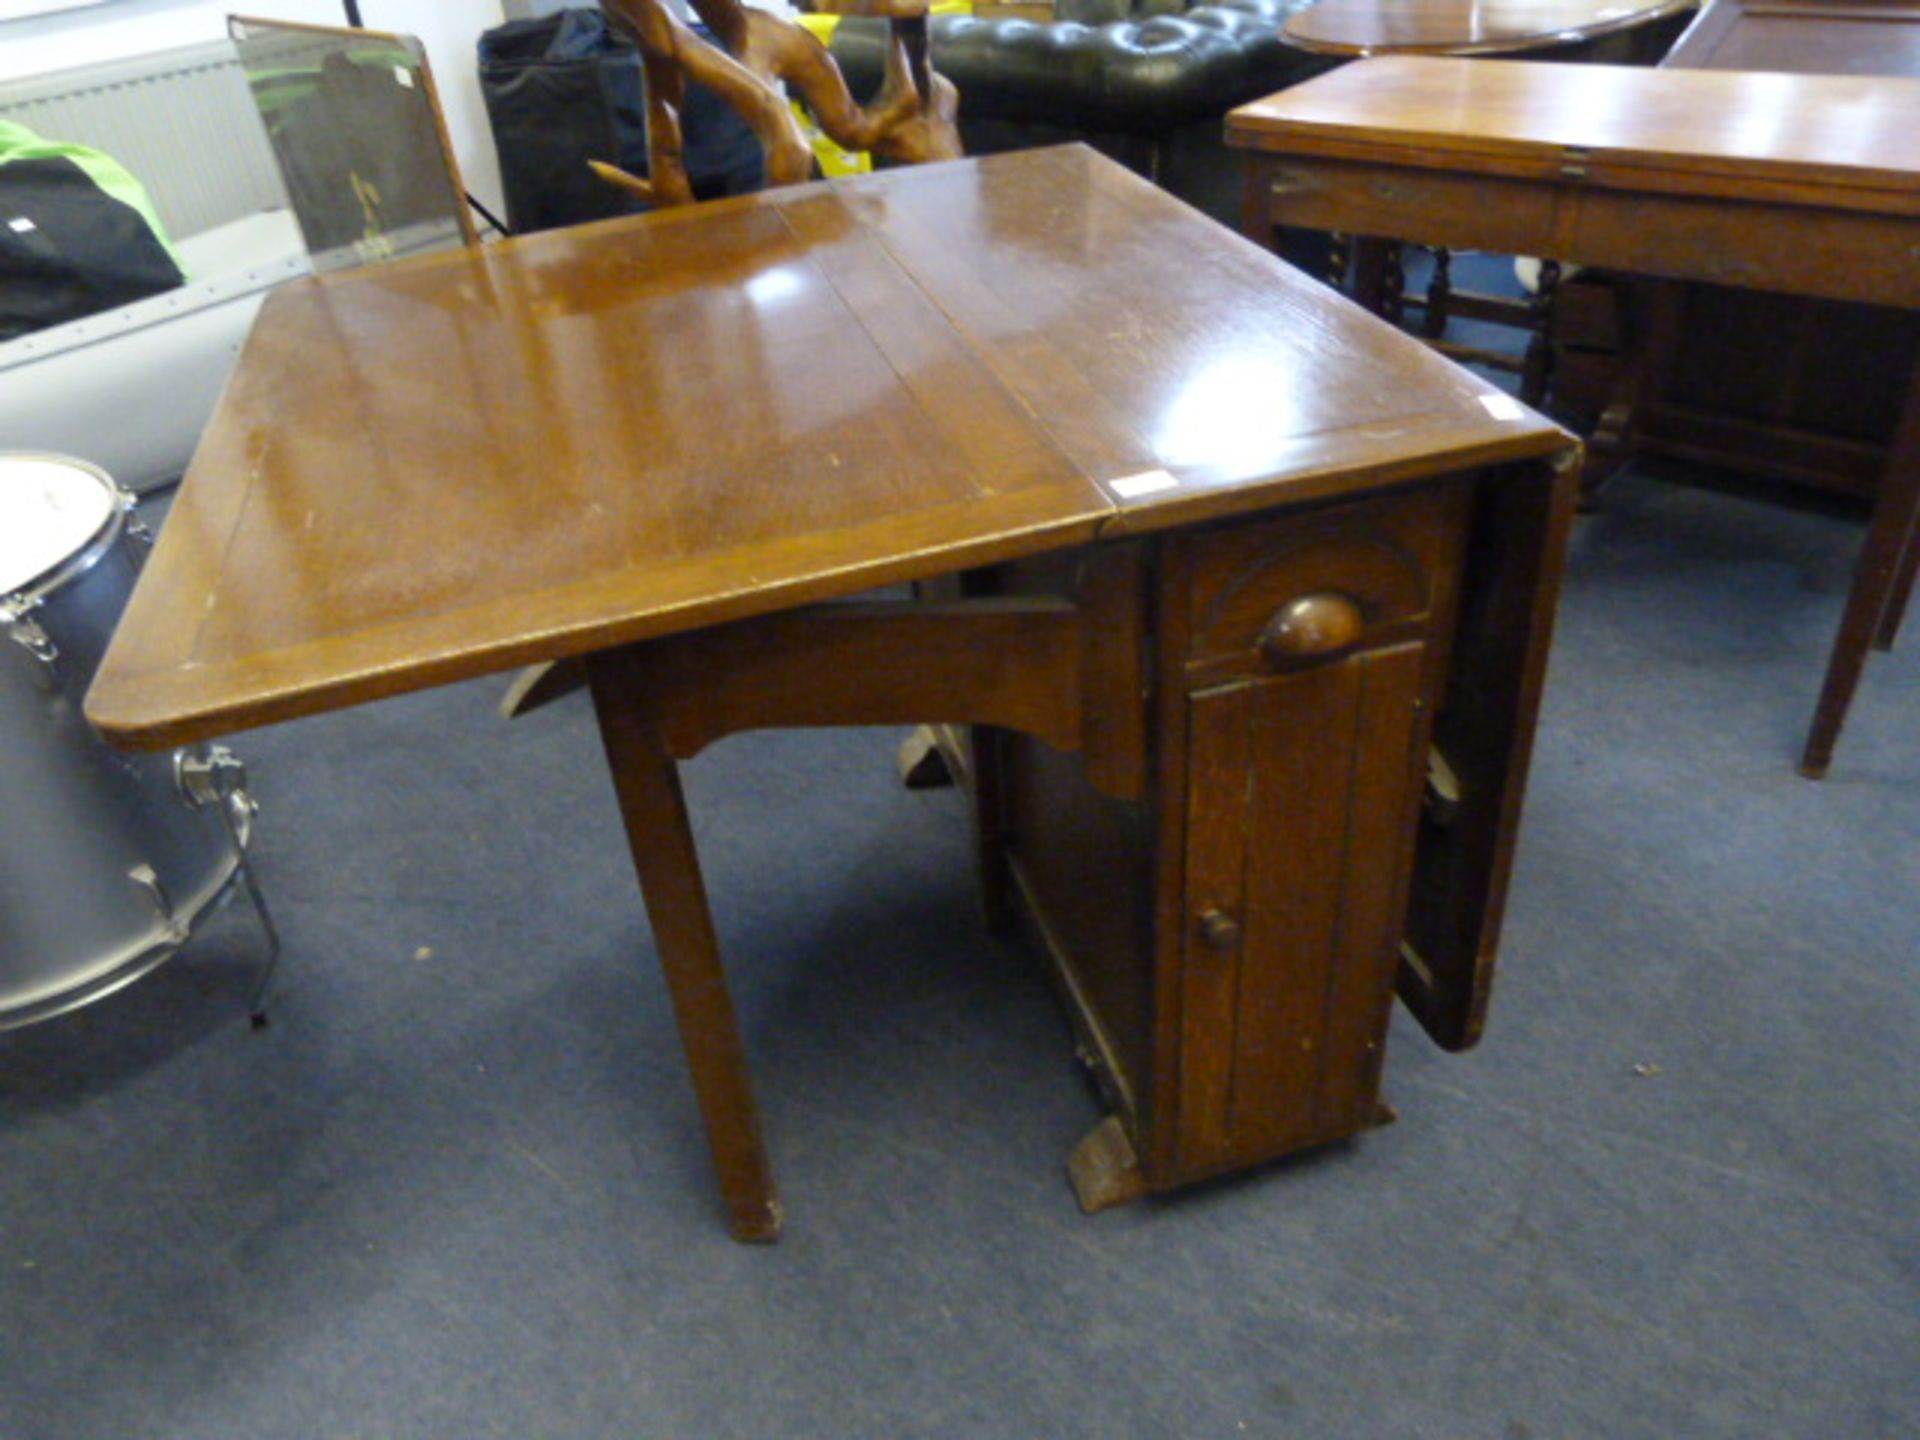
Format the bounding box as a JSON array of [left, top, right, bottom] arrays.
[[0, 38, 289, 243], [1, 42, 307, 492]]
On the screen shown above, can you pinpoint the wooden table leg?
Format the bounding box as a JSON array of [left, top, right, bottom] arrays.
[[1350, 236, 1393, 315], [1422, 246, 1452, 339], [587, 648, 783, 1241], [1519, 259, 1561, 409], [1872, 493, 1920, 653], [1800, 366, 1920, 778]]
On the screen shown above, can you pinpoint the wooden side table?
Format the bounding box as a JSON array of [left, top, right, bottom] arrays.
[[1230, 57, 1920, 776], [1282, 0, 1696, 59], [1568, 0, 1920, 508], [1665, 0, 1920, 71], [89, 146, 1578, 1239], [1279, 0, 1698, 396]]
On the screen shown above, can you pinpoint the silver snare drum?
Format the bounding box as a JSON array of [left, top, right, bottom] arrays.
[[1, 453, 275, 1029]]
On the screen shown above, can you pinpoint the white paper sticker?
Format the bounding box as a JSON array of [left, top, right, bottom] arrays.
[[393, 65, 415, 89], [1109, 469, 1179, 498], [8, 217, 36, 233], [1479, 392, 1526, 421]]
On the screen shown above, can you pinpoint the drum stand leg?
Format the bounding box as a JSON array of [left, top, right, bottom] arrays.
[[177, 747, 283, 1027], [223, 793, 282, 1028]]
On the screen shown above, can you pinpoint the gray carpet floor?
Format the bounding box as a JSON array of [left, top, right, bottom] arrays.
[[2, 455, 1915, 1439]]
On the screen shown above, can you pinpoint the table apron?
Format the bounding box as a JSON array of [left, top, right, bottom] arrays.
[[1256, 155, 1920, 309]]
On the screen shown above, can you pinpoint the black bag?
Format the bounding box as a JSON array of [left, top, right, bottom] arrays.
[[478, 8, 765, 235], [479, 9, 650, 234], [0, 153, 184, 343]]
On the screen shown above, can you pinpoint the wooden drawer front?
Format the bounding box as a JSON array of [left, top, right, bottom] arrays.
[[1569, 189, 1920, 310], [1184, 488, 1455, 676], [1259, 158, 1566, 260]]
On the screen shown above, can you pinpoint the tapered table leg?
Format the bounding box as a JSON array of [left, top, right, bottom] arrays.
[[1349, 235, 1392, 316], [1871, 496, 1920, 653], [1800, 367, 1920, 778], [587, 648, 782, 1241]]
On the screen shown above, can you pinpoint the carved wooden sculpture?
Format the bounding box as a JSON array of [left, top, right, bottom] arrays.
[[597, 0, 960, 208], [502, 0, 960, 722]]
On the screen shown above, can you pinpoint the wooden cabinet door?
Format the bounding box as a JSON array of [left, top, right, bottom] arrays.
[[1174, 640, 1431, 1177]]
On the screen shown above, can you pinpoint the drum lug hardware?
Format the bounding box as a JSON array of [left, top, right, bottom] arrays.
[[124, 505, 155, 551], [2, 597, 59, 668], [128, 864, 190, 945]]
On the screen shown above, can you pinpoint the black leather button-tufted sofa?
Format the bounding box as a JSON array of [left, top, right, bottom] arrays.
[[827, 0, 1331, 229]]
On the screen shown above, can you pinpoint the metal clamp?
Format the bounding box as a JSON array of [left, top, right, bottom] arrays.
[[117, 486, 155, 555], [2, 595, 59, 667], [175, 745, 250, 812]]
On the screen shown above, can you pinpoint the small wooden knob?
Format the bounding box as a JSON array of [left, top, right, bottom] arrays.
[[1198, 907, 1241, 951], [1258, 592, 1365, 669]]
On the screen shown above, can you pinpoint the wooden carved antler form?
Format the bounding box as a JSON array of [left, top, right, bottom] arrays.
[[597, 0, 959, 208]]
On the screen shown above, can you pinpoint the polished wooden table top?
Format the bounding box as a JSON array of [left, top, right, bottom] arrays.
[[1282, 0, 1694, 55], [1665, 0, 1920, 74], [87, 145, 1565, 750], [1228, 54, 1920, 201]]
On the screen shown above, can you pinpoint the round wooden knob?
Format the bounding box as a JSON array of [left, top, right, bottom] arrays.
[[1198, 907, 1241, 951], [1258, 592, 1365, 669]]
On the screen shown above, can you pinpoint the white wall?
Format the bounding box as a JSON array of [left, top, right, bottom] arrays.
[[0, 0, 510, 213]]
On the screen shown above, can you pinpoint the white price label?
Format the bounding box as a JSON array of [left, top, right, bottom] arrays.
[[1109, 469, 1180, 498]]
